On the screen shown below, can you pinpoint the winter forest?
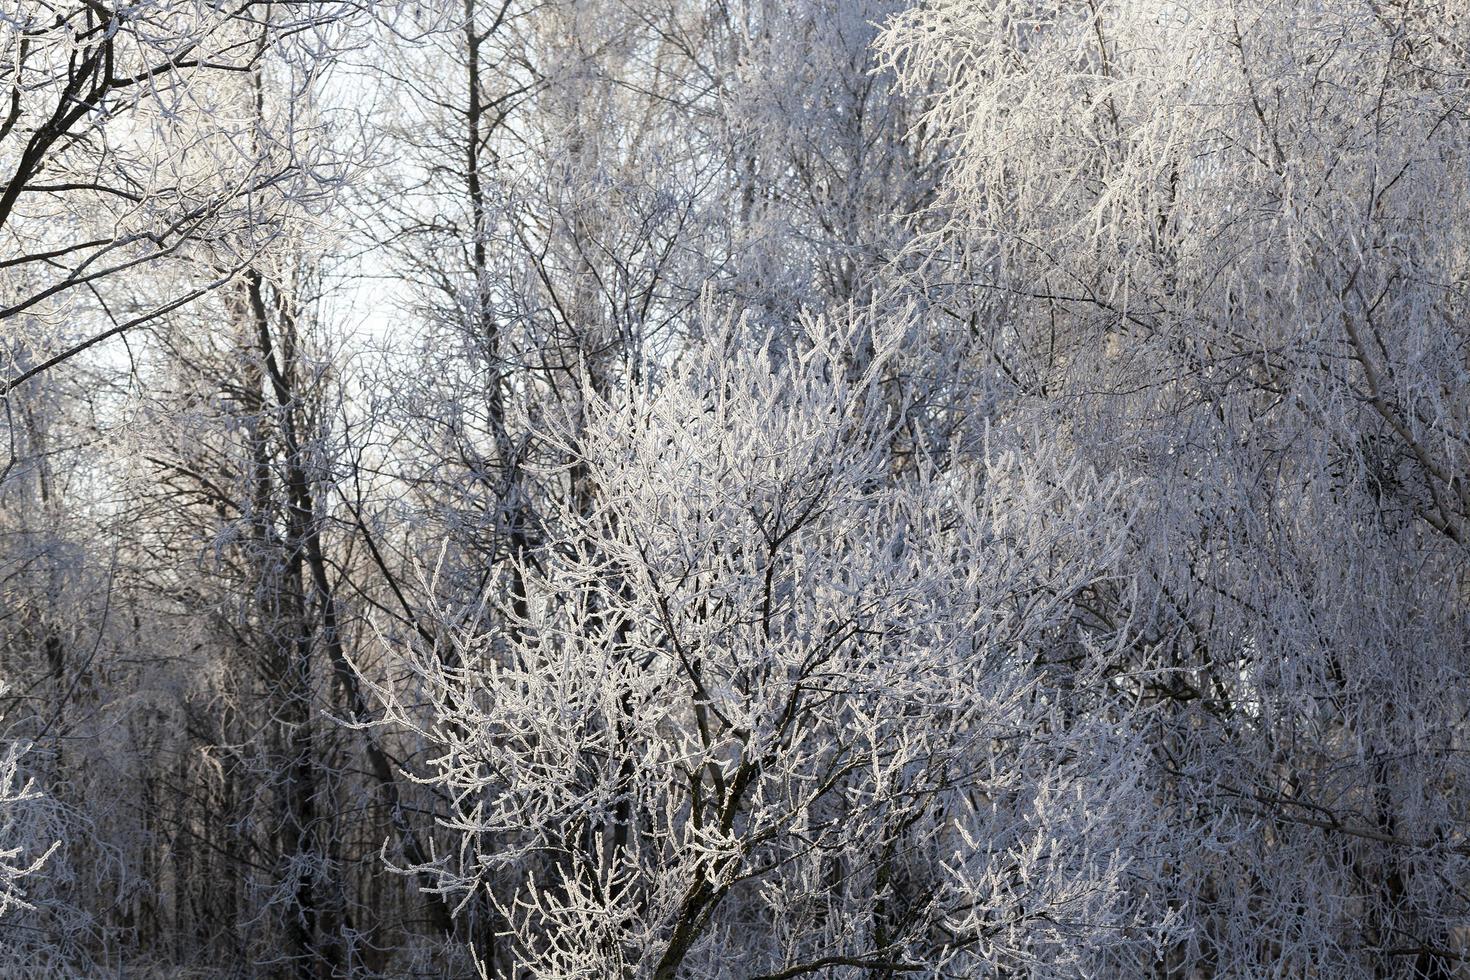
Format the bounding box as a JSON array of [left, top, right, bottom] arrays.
[[5, 1, 1470, 977]]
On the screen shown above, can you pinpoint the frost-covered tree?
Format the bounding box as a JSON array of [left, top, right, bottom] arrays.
[[879, 0, 1470, 973], [0, 707, 54, 922], [0, 686, 75, 976], [0, 0, 370, 396], [367, 308, 1183, 976]]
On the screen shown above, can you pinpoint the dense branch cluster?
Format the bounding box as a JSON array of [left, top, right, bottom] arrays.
[[3, 1, 1470, 977]]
